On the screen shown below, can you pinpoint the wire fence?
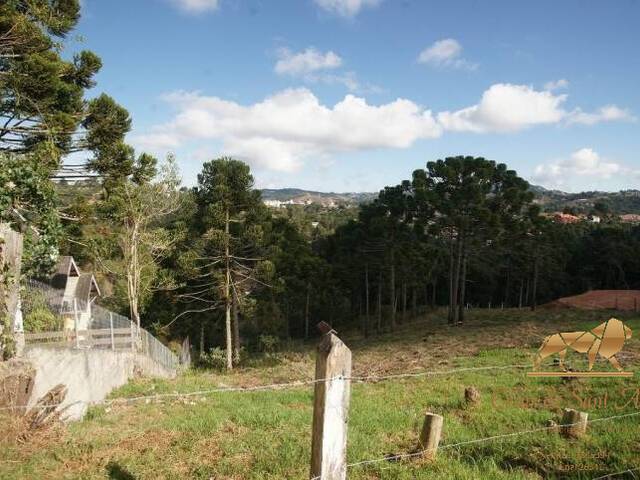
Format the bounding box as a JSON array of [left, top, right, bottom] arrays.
[[20, 279, 179, 372], [592, 467, 640, 479], [2, 356, 638, 479], [0, 362, 532, 411]]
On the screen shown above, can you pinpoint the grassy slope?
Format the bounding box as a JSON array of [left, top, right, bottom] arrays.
[[2, 309, 640, 479]]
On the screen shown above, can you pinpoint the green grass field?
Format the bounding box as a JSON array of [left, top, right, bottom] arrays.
[[2, 309, 639, 479]]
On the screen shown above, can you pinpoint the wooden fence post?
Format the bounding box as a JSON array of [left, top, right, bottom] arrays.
[[73, 299, 80, 349], [418, 412, 443, 459], [310, 331, 352, 480], [109, 313, 115, 351]]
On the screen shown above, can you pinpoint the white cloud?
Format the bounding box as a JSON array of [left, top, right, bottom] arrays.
[[438, 83, 567, 133], [567, 105, 636, 125], [437, 83, 634, 133], [544, 79, 569, 91], [274, 47, 382, 94], [134, 84, 635, 174], [133, 88, 441, 172], [310, 71, 383, 94], [532, 148, 631, 188], [314, 0, 382, 17], [417, 39, 477, 70], [170, 0, 219, 13], [275, 48, 342, 76]]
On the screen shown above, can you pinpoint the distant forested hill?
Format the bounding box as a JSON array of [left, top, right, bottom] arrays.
[[57, 182, 640, 214], [260, 186, 640, 214], [531, 186, 640, 214], [260, 188, 377, 205]]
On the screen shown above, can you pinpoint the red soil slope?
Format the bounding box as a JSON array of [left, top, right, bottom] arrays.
[[546, 290, 640, 311]]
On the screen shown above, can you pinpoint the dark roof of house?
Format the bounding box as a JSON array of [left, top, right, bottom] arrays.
[[55, 256, 80, 277], [75, 273, 101, 300], [50, 256, 100, 299]]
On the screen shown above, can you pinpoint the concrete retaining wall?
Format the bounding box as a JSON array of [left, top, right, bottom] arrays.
[[24, 346, 175, 421]]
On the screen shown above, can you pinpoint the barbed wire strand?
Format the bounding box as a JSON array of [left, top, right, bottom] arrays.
[[342, 411, 640, 470], [592, 467, 639, 480], [348, 363, 531, 382], [0, 361, 534, 412]]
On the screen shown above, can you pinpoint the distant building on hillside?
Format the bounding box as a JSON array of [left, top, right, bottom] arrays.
[[50, 256, 101, 331], [620, 214, 640, 224], [263, 199, 284, 208], [553, 212, 581, 224]]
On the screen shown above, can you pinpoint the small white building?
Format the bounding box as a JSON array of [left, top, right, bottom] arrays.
[[50, 256, 101, 331]]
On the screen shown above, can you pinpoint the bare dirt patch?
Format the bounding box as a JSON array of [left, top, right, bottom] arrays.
[[545, 290, 640, 311]]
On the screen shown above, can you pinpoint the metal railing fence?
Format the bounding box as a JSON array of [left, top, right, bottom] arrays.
[[21, 280, 179, 371]]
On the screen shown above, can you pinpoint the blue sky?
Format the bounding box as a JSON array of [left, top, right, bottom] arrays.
[[73, 0, 640, 192]]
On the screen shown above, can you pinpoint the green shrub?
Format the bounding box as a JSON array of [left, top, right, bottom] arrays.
[[201, 347, 227, 370], [257, 334, 279, 353], [24, 307, 61, 333]]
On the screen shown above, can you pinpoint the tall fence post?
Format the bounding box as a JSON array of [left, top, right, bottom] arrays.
[[109, 313, 115, 350], [73, 298, 80, 349], [310, 330, 352, 480]]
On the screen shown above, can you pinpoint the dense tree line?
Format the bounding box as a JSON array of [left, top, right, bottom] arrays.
[[2, 2, 639, 369], [49, 156, 639, 370]]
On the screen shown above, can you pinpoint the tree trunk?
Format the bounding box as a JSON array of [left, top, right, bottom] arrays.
[[448, 237, 455, 324], [432, 277, 437, 307], [232, 292, 240, 365], [425, 284, 429, 309], [458, 252, 468, 324], [504, 260, 511, 308], [377, 270, 382, 333], [305, 283, 311, 339], [531, 255, 540, 311], [401, 280, 407, 323], [412, 286, 417, 318], [0, 225, 23, 360], [390, 248, 396, 330], [199, 321, 205, 359], [451, 233, 464, 324], [224, 208, 233, 370], [364, 263, 370, 338], [518, 279, 524, 309], [126, 221, 142, 328]]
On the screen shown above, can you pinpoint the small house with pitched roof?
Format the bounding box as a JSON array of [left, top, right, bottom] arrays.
[[50, 256, 101, 331]]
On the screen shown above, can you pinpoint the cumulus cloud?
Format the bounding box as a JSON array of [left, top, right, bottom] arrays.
[[133, 88, 441, 172], [417, 39, 477, 70], [134, 83, 635, 173], [274, 47, 382, 94], [544, 79, 569, 91], [532, 148, 633, 188], [437, 83, 634, 133], [170, 0, 219, 13], [275, 48, 342, 76], [438, 83, 567, 133], [567, 105, 636, 125], [314, 0, 382, 17]]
